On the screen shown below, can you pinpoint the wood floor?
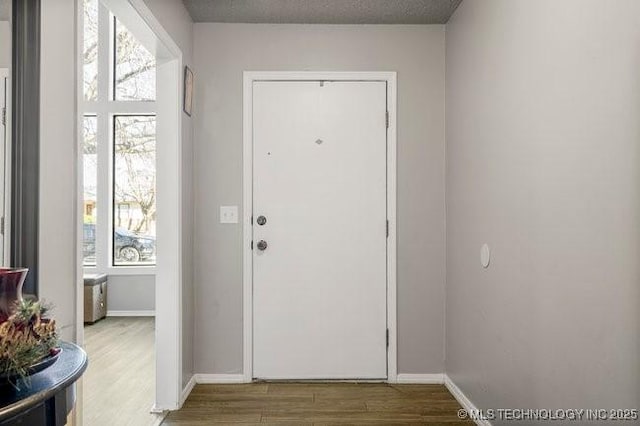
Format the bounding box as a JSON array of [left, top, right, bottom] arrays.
[[163, 383, 471, 425], [84, 316, 164, 426]]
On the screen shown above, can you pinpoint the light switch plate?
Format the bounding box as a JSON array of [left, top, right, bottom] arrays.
[[220, 206, 239, 224]]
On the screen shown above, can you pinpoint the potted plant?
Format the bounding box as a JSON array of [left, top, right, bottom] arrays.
[[0, 269, 59, 389]]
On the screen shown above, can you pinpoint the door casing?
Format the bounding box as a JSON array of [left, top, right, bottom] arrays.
[[242, 71, 398, 383]]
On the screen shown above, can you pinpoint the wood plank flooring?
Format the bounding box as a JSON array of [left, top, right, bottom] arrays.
[[84, 316, 165, 426], [163, 383, 471, 425]]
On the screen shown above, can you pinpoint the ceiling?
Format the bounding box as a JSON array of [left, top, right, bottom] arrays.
[[0, 0, 9, 21], [182, 0, 463, 24]]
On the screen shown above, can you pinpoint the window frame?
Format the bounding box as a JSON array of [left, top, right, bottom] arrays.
[[82, 2, 157, 275], [111, 114, 157, 268], [81, 113, 98, 268]]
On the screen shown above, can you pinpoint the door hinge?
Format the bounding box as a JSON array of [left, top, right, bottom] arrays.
[[251, 240, 253, 250], [0, 217, 4, 236], [251, 215, 253, 225], [1, 107, 5, 127], [385, 110, 389, 129], [386, 329, 389, 348], [386, 220, 389, 238]]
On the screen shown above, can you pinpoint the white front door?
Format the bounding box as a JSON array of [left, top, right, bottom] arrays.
[[252, 80, 388, 379]]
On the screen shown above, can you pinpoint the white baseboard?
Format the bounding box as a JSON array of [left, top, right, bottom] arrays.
[[396, 373, 444, 384], [195, 374, 248, 384], [149, 404, 166, 414], [107, 310, 155, 317], [444, 374, 492, 426], [192, 374, 444, 385], [179, 374, 197, 408]]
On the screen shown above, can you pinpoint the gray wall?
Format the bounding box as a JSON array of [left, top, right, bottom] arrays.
[[39, 0, 77, 342], [445, 0, 640, 418], [142, 0, 195, 390], [193, 23, 446, 375], [0, 21, 9, 69], [0, 0, 8, 21], [107, 275, 155, 312]]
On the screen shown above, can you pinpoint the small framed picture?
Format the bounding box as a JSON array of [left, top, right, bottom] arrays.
[[183, 66, 194, 116]]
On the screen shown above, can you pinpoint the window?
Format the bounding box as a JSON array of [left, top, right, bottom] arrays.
[[83, 0, 98, 101], [114, 19, 156, 101], [82, 0, 157, 270], [82, 115, 98, 266], [113, 115, 156, 265]]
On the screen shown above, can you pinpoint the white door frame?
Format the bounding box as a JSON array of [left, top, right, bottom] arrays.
[[0, 69, 10, 266], [242, 71, 398, 383]]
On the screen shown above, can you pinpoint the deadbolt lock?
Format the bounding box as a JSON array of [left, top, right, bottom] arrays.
[[257, 215, 267, 226]]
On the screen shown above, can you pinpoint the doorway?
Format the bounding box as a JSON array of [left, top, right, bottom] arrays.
[[79, 1, 159, 423], [243, 72, 398, 382], [76, 0, 185, 417]]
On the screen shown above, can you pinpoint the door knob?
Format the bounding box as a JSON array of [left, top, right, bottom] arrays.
[[257, 240, 268, 251], [256, 215, 267, 226]]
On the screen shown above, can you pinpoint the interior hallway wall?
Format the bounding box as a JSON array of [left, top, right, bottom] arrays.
[[193, 23, 446, 375], [107, 275, 155, 313], [0, 21, 9, 69], [445, 0, 640, 416]]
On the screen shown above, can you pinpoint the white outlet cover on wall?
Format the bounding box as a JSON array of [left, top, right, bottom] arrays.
[[220, 206, 239, 224], [481, 244, 491, 268]]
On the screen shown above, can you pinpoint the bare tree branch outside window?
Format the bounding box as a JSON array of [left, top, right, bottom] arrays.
[[113, 115, 157, 265], [114, 115, 156, 235], [83, 0, 98, 101], [83, 1, 157, 102], [115, 18, 156, 101], [82, 116, 98, 266]]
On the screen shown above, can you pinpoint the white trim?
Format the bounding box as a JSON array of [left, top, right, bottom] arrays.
[[242, 73, 253, 384], [245, 71, 397, 82], [83, 266, 157, 276], [151, 42, 183, 413], [396, 374, 444, 384], [107, 310, 156, 317], [127, 0, 182, 59], [444, 374, 492, 426], [386, 72, 398, 383], [74, 8, 86, 426], [242, 71, 398, 383], [195, 374, 249, 384], [179, 374, 197, 408], [80, 101, 157, 115], [0, 68, 11, 268]]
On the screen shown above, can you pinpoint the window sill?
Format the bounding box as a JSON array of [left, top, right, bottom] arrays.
[[83, 266, 156, 276]]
